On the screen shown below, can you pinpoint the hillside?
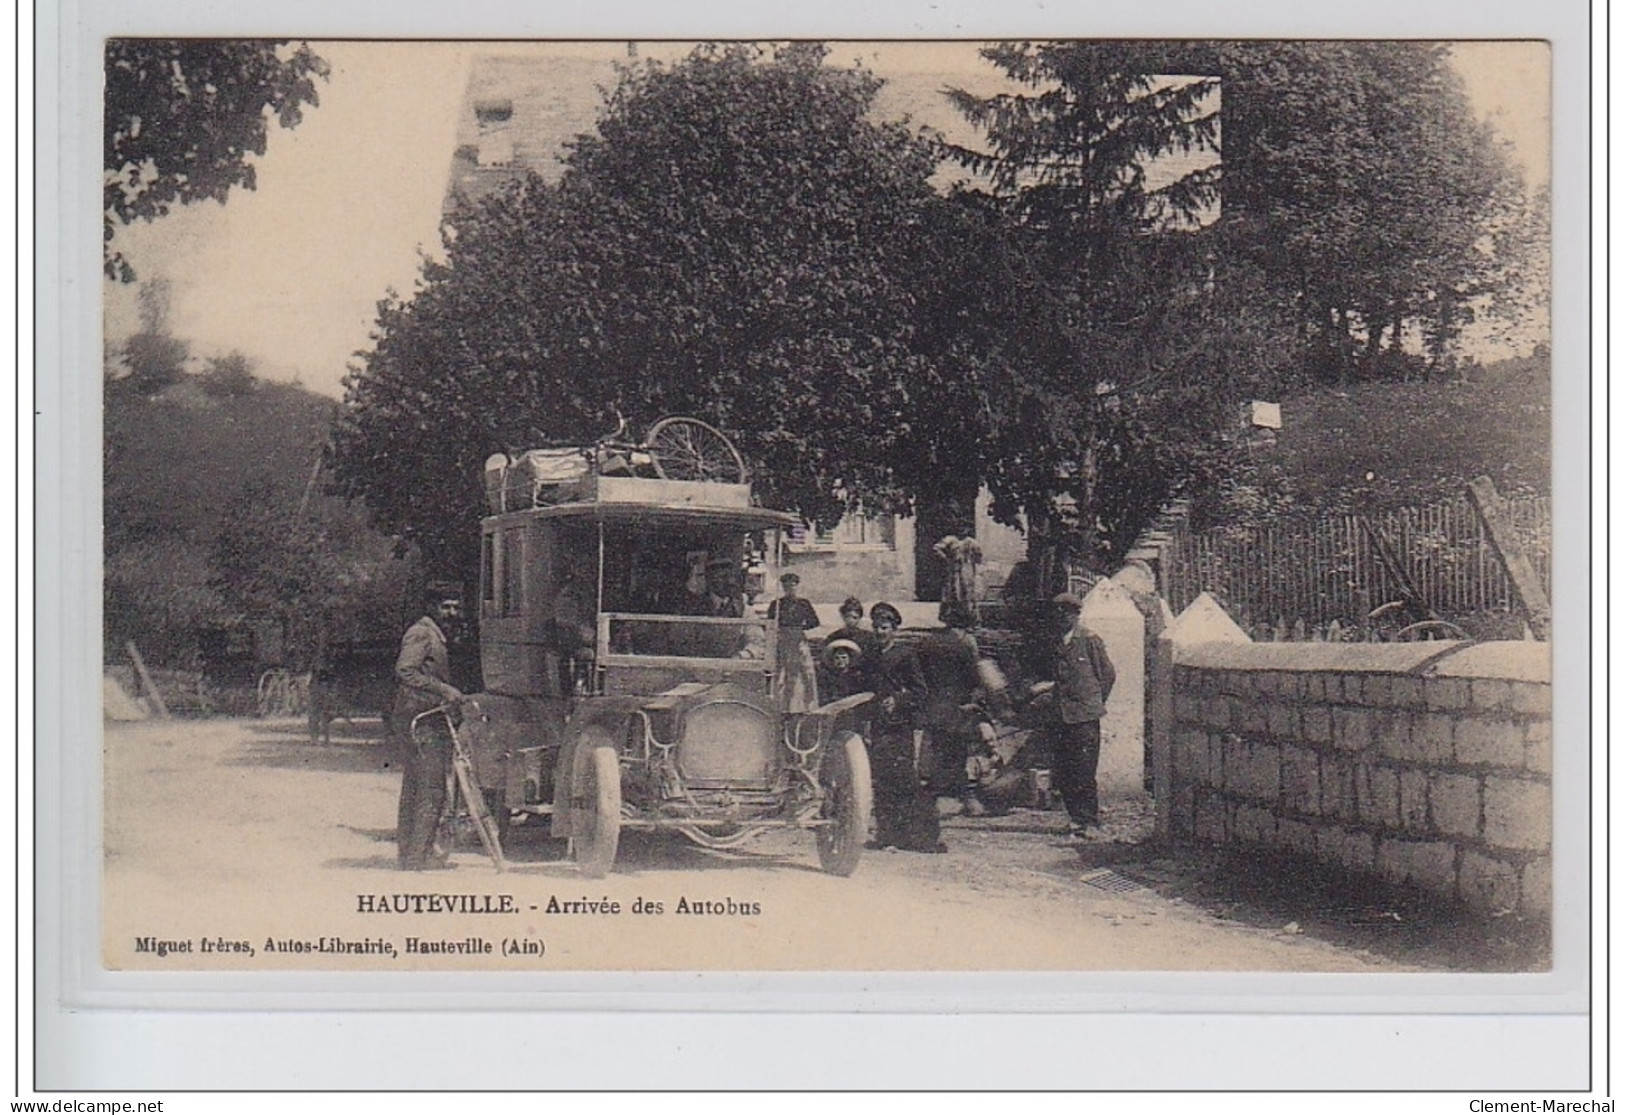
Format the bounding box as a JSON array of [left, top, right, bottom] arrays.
[[1199, 356, 1552, 527], [105, 378, 336, 546], [104, 377, 410, 666]]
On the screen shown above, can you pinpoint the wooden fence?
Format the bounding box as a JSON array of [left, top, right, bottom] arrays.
[[1162, 494, 1551, 634]]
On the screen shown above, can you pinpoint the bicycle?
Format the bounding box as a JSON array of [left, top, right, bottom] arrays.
[[1366, 600, 1469, 642], [582, 413, 748, 484], [412, 702, 508, 872]]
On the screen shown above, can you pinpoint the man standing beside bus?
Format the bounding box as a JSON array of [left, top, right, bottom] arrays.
[[1042, 592, 1116, 838], [393, 583, 468, 871]]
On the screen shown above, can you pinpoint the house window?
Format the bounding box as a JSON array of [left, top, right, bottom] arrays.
[[790, 510, 897, 552], [473, 99, 513, 125], [474, 98, 515, 166]]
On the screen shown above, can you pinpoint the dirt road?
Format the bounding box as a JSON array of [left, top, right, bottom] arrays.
[[102, 717, 1409, 973]]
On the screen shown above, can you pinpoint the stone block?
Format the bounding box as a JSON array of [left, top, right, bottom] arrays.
[[1251, 672, 1277, 697], [1423, 677, 1471, 711], [1376, 838, 1458, 894], [1455, 717, 1526, 770], [1510, 682, 1552, 717], [1362, 674, 1394, 706], [1373, 710, 1421, 762], [1280, 746, 1321, 815], [1276, 817, 1318, 857], [1266, 702, 1300, 742], [1223, 740, 1254, 797], [1174, 692, 1203, 724], [1169, 786, 1197, 838], [1484, 777, 1551, 852], [1458, 849, 1522, 913], [1316, 825, 1376, 873], [1302, 675, 1326, 702], [1216, 670, 1251, 698], [1521, 857, 1552, 918], [1232, 803, 1276, 844], [1208, 733, 1236, 786], [1235, 742, 1280, 802], [1200, 695, 1233, 731], [1302, 706, 1333, 744], [1399, 769, 1430, 832], [1525, 721, 1552, 775], [1333, 707, 1374, 752], [1235, 700, 1269, 737], [1399, 713, 1455, 764], [1390, 676, 1425, 708], [1358, 764, 1401, 828], [1194, 793, 1229, 843], [1429, 772, 1482, 838], [1471, 678, 1515, 712], [1173, 729, 1206, 781], [1321, 757, 1357, 823], [1341, 673, 1372, 704]]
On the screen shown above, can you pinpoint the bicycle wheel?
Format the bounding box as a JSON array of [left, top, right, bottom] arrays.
[[644, 417, 748, 483]]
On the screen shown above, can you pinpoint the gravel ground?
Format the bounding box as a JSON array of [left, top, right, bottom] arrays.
[[98, 715, 1523, 974]]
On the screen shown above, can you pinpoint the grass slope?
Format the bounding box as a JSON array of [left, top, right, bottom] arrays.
[[105, 378, 337, 544], [1210, 356, 1551, 525]]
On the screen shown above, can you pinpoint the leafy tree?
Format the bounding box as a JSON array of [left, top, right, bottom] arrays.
[[112, 278, 190, 394], [104, 38, 328, 281], [1203, 41, 1530, 382], [333, 44, 943, 572], [104, 370, 412, 667], [200, 350, 258, 397], [119, 331, 190, 395], [208, 479, 408, 668], [939, 42, 1228, 573], [105, 536, 232, 668], [933, 39, 1536, 574]]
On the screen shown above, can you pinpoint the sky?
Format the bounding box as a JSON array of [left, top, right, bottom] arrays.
[[102, 40, 1552, 399]]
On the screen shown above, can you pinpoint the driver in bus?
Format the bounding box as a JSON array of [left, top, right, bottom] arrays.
[[547, 567, 596, 695], [676, 555, 747, 657], [681, 555, 744, 619]]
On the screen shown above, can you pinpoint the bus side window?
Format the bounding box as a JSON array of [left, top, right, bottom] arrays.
[[502, 528, 525, 616], [481, 532, 497, 616]]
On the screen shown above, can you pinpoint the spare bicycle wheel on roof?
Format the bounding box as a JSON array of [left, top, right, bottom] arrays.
[[644, 417, 748, 484]]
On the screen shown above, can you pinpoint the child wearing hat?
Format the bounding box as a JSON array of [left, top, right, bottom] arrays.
[[817, 637, 868, 704], [827, 596, 880, 669]]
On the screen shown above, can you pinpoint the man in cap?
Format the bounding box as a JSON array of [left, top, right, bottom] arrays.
[[676, 554, 746, 657], [690, 555, 744, 618], [767, 571, 821, 712], [1038, 592, 1116, 837], [918, 599, 987, 815], [867, 601, 945, 853], [392, 582, 468, 870]]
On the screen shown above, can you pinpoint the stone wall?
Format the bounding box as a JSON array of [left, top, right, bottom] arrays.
[[1152, 618, 1551, 918], [1081, 577, 1149, 795]]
